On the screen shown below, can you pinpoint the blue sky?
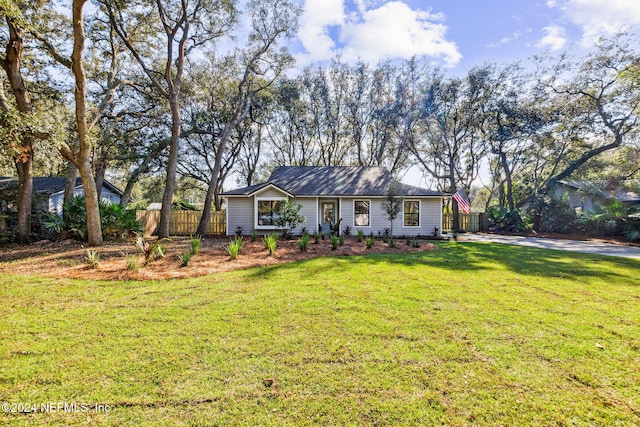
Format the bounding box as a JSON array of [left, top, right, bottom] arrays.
[[294, 0, 640, 71]]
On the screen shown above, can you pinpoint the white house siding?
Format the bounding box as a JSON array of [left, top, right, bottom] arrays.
[[48, 188, 83, 216], [417, 198, 443, 237], [100, 188, 121, 205], [226, 193, 317, 236], [291, 197, 317, 235], [342, 197, 442, 237], [226, 196, 254, 235]]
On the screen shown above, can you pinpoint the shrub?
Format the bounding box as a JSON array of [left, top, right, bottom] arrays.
[[339, 235, 345, 246], [526, 194, 577, 233], [190, 235, 202, 255], [388, 238, 396, 248], [585, 200, 635, 237], [124, 253, 138, 271], [330, 234, 338, 250], [274, 200, 306, 239], [411, 239, 420, 248], [235, 225, 243, 236], [487, 206, 526, 232], [313, 232, 320, 244], [356, 230, 364, 242], [624, 227, 640, 242], [227, 237, 244, 260], [178, 251, 192, 267], [136, 235, 166, 265], [101, 202, 141, 239], [85, 248, 99, 269], [156, 244, 167, 260], [42, 195, 141, 241], [622, 211, 640, 242], [263, 233, 278, 256], [298, 233, 310, 252], [342, 225, 351, 237], [249, 229, 257, 242], [365, 236, 375, 249]]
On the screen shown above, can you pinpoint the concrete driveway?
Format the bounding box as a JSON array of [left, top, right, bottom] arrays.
[[460, 233, 640, 260]]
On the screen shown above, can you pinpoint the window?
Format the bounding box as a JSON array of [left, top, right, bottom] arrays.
[[257, 199, 283, 226], [404, 200, 420, 227], [354, 200, 370, 227]]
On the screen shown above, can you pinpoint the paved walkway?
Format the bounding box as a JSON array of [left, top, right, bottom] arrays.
[[460, 233, 640, 260]]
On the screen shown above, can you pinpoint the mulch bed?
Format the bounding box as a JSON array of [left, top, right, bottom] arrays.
[[0, 236, 439, 281]]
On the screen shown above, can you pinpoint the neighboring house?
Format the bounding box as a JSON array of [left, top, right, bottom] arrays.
[[221, 166, 447, 237], [0, 177, 123, 216], [555, 180, 640, 214]]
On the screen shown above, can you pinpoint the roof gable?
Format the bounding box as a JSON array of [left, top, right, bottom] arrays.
[[221, 182, 294, 197]]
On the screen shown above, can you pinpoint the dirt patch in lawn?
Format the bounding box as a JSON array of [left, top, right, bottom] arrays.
[[0, 236, 439, 281]]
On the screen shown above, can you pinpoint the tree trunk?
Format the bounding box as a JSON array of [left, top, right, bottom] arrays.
[[71, 0, 103, 246], [119, 140, 170, 207], [449, 167, 459, 231], [196, 174, 217, 237], [64, 162, 78, 209], [499, 150, 515, 211], [94, 156, 107, 198], [196, 99, 251, 237], [15, 159, 33, 242], [157, 93, 181, 238], [119, 160, 148, 207], [4, 18, 34, 243], [214, 174, 224, 212]]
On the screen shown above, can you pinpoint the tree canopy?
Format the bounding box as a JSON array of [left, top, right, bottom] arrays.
[[0, 0, 638, 244]]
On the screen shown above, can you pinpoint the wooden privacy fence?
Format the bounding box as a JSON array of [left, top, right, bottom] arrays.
[[443, 213, 486, 232], [136, 210, 226, 237]]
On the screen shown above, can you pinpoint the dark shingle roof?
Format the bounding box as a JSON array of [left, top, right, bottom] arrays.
[[0, 177, 123, 196], [222, 166, 446, 197]]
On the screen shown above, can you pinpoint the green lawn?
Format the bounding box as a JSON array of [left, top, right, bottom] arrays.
[[1, 242, 639, 426]]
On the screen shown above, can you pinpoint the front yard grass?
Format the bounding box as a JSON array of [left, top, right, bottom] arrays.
[[1, 242, 639, 426]]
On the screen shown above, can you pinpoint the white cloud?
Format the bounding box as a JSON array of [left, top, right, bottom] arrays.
[[298, 0, 346, 61], [487, 31, 522, 48], [536, 25, 567, 50], [553, 0, 640, 43], [297, 0, 461, 67]]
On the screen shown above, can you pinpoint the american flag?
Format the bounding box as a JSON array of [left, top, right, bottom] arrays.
[[453, 188, 471, 214]]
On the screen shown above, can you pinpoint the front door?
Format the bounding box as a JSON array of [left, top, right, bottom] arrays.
[[321, 201, 336, 225]]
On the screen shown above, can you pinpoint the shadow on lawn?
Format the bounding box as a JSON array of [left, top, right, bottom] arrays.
[[248, 242, 640, 285]]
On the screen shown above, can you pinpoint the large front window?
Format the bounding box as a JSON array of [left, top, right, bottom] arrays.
[[404, 200, 420, 227], [354, 200, 370, 227], [258, 200, 283, 226]]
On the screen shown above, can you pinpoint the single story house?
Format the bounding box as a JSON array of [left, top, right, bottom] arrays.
[[221, 166, 447, 237], [555, 180, 640, 214], [0, 176, 123, 216]]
